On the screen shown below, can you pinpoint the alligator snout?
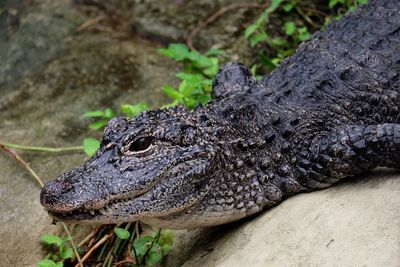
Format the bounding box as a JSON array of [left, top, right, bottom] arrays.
[[40, 176, 76, 212]]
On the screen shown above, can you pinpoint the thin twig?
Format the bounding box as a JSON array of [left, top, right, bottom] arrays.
[[302, 7, 329, 17], [1, 142, 83, 153], [77, 234, 112, 267], [0, 144, 44, 187], [75, 14, 107, 33], [186, 2, 269, 51], [78, 226, 101, 247], [295, 6, 316, 28], [62, 223, 84, 267], [115, 258, 136, 266]]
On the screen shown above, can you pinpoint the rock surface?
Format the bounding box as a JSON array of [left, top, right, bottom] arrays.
[[167, 170, 400, 266]]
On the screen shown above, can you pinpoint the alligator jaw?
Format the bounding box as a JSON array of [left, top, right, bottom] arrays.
[[46, 188, 207, 225], [44, 188, 150, 223]]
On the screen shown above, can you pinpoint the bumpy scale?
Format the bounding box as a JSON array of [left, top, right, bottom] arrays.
[[41, 0, 400, 229]]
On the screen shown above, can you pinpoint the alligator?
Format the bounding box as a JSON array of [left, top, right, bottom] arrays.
[[40, 0, 400, 229]]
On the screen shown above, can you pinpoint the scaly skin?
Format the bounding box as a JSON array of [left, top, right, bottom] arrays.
[[40, 0, 400, 229]]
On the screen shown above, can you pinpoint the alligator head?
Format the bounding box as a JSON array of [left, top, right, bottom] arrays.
[[40, 63, 271, 228], [40, 105, 233, 228]]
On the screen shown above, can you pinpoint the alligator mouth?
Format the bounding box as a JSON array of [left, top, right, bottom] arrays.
[[41, 163, 171, 221], [43, 156, 209, 223], [47, 194, 146, 222], [45, 182, 154, 222]]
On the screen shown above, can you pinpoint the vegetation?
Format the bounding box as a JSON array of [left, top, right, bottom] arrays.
[[245, 0, 367, 74], [38, 224, 173, 267]]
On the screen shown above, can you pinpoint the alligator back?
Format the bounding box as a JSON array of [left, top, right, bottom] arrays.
[[258, 0, 400, 125]]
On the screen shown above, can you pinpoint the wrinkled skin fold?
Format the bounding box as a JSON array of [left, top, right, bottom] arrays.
[[41, 0, 400, 229]]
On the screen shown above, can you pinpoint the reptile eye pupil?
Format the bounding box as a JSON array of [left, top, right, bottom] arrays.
[[129, 137, 153, 152]]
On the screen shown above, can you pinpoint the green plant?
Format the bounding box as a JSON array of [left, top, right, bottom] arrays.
[[325, 0, 368, 25], [244, 0, 313, 71], [82, 103, 149, 156], [38, 224, 174, 267], [244, 0, 367, 74], [159, 43, 224, 109], [329, 0, 368, 10], [82, 137, 100, 157], [132, 229, 174, 267], [244, 0, 284, 47], [38, 234, 74, 267], [82, 44, 223, 156]]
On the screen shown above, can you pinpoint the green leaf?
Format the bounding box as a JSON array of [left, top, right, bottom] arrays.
[[202, 58, 219, 77], [284, 21, 296, 36], [348, 5, 356, 12], [114, 227, 130, 240], [37, 259, 60, 267], [60, 247, 73, 260], [271, 57, 282, 66], [357, 0, 367, 4], [244, 24, 258, 39], [161, 244, 172, 256], [145, 251, 162, 266], [282, 3, 294, 12], [178, 80, 196, 97], [83, 138, 100, 157], [297, 27, 311, 42], [158, 47, 173, 57], [120, 103, 149, 117], [270, 0, 284, 10], [159, 43, 190, 61], [176, 73, 203, 86], [104, 108, 115, 119], [160, 230, 174, 246], [83, 108, 114, 119], [83, 110, 105, 118], [63, 236, 72, 243], [162, 85, 182, 101], [201, 79, 213, 93], [250, 32, 268, 47], [270, 37, 288, 47], [133, 236, 154, 257], [191, 56, 213, 70], [250, 65, 257, 76], [329, 0, 339, 8], [41, 235, 63, 247], [89, 120, 108, 130], [161, 99, 180, 109], [183, 97, 198, 109], [186, 51, 202, 62]]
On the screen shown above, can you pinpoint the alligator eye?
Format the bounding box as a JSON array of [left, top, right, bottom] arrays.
[[129, 137, 154, 152]]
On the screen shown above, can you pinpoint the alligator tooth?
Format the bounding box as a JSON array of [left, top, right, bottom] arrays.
[[89, 210, 95, 215], [99, 208, 107, 214]]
